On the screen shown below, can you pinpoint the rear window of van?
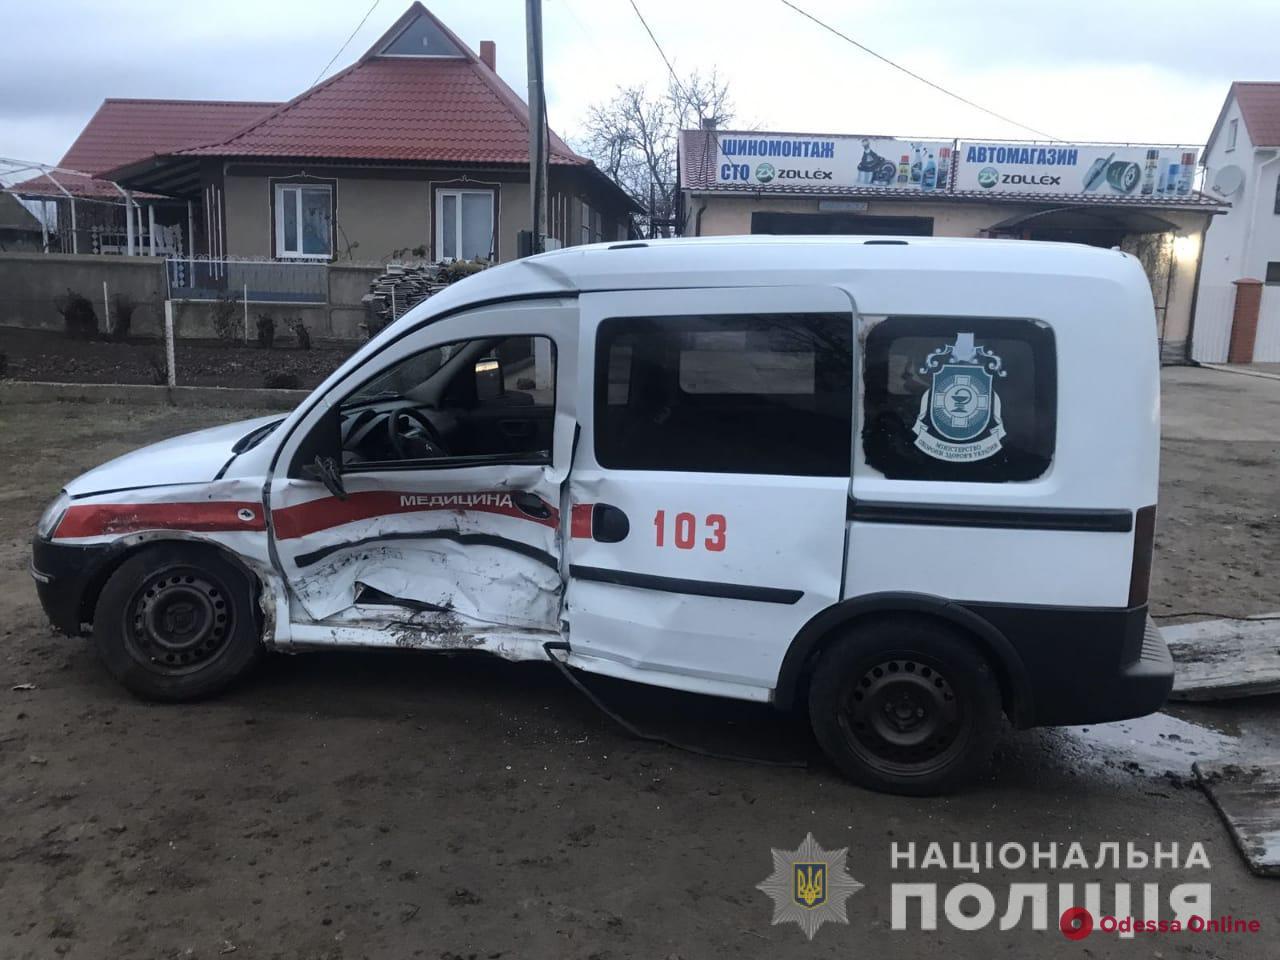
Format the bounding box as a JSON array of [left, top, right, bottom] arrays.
[[861, 317, 1056, 482]]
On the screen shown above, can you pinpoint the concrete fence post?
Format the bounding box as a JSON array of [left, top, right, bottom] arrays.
[[102, 280, 110, 337], [164, 300, 177, 387], [1228, 278, 1263, 364]]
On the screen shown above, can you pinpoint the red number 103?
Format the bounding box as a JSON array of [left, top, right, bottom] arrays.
[[653, 510, 726, 552]]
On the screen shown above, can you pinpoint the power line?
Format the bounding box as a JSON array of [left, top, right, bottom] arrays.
[[626, 0, 693, 104], [778, 0, 1061, 142], [313, 0, 382, 88]]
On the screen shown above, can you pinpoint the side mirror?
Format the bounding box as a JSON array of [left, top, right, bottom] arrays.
[[302, 454, 347, 501], [475, 356, 505, 402]]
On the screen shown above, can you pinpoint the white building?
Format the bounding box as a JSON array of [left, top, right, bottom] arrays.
[[1194, 82, 1280, 362]]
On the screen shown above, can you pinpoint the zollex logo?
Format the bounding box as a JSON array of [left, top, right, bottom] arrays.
[[977, 166, 999, 189], [755, 162, 776, 183]]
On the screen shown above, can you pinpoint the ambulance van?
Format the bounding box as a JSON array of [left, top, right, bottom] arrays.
[[30, 236, 1173, 794]]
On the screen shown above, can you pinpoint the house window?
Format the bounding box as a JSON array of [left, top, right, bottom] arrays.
[[861, 316, 1057, 483], [274, 184, 332, 259], [1227, 118, 1238, 151], [1265, 262, 1280, 284], [594, 313, 853, 476], [379, 11, 465, 58], [436, 188, 495, 261]]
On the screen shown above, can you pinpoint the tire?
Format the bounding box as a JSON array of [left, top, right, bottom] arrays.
[[92, 543, 262, 701], [808, 617, 1001, 796]]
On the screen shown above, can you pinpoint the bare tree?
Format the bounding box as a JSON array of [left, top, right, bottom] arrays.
[[581, 70, 733, 237]]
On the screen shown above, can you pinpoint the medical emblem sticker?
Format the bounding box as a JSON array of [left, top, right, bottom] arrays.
[[913, 332, 1007, 462], [756, 833, 863, 939]]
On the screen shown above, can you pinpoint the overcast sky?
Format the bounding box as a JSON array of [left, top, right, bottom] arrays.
[[3, 0, 1277, 177]]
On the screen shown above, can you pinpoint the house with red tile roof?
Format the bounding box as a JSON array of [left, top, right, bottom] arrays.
[[1193, 82, 1280, 362], [11, 3, 634, 263], [101, 2, 636, 265]]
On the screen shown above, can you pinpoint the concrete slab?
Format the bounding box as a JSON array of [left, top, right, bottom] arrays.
[[1164, 615, 1280, 701], [1162, 365, 1280, 442], [1194, 760, 1280, 877]]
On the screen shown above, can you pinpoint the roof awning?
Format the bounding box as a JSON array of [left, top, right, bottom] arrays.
[[986, 205, 1182, 235]]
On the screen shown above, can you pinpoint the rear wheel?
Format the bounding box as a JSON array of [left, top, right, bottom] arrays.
[[808, 618, 1001, 795], [93, 544, 261, 701]]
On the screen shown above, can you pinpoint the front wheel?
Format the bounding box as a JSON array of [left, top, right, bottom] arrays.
[[93, 544, 262, 701], [808, 618, 1001, 795]]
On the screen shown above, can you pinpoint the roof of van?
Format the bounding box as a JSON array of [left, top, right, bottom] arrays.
[[407, 235, 1144, 328]]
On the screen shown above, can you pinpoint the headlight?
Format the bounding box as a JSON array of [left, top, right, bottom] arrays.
[[36, 491, 70, 539]]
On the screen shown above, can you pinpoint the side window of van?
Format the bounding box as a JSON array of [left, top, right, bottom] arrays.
[[861, 317, 1056, 482], [594, 314, 852, 476]]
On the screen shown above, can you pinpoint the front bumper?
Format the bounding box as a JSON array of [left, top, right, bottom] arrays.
[[30, 537, 114, 636]]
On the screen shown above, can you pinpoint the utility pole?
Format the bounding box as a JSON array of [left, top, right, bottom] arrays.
[[525, 0, 548, 254]]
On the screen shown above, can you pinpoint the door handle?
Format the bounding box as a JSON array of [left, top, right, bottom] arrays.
[[591, 503, 630, 543]]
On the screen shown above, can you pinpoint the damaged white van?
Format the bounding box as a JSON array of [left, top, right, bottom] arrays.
[[31, 236, 1172, 794]]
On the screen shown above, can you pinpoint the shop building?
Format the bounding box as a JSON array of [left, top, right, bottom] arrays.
[[1194, 82, 1280, 363], [679, 129, 1225, 363]]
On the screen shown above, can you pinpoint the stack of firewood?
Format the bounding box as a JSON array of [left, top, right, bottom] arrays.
[[360, 260, 488, 338]]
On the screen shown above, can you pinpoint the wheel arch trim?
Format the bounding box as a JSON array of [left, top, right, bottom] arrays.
[[773, 591, 1034, 724], [74, 533, 273, 635]]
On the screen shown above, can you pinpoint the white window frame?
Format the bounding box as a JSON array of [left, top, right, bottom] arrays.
[[274, 183, 333, 260], [1227, 118, 1238, 151], [435, 187, 496, 261]]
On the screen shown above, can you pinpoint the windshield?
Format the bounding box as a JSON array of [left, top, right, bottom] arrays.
[[342, 341, 466, 407]]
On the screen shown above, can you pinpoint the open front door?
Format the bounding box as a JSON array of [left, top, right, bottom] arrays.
[[565, 286, 856, 701], [266, 297, 578, 654]]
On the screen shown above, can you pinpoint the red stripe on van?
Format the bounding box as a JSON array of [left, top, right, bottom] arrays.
[[55, 501, 266, 539], [272, 490, 559, 540]]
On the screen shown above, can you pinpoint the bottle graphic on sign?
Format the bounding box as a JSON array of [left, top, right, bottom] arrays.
[[911, 143, 923, 183], [1177, 152, 1194, 195], [1082, 152, 1114, 192], [936, 147, 950, 190], [1141, 149, 1158, 196], [898, 155, 910, 184], [922, 151, 937, 191], [1165, 159, 1180, 194]]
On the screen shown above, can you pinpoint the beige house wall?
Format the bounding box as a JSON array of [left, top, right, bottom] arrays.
[[223, 168, 626, 266], [687, 193, 1215, 362]]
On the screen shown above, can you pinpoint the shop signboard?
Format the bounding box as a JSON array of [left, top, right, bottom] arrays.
[[712, 133, 954, 192], [953, 141, 1200, 198]]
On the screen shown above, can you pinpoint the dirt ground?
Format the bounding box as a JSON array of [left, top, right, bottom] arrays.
[[0, 326, 355, 390], [0, 366, 1277, 959]]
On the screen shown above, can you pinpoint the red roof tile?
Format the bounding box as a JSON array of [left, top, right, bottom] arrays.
[[1230, 82, 1280, 148], [174, 6, 586, 166], [11, 98, 277, 199]]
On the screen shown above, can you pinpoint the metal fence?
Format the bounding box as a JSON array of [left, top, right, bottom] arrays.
[[166, 257, 327, 304]]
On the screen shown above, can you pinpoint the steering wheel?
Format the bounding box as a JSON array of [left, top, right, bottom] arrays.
[[387, 406, 449, 460]]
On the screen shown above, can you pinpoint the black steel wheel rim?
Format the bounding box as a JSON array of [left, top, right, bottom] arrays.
[[123, 567, 233, 675], [838, 655, 968, 777]]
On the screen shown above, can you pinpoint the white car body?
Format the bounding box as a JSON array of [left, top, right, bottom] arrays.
[[33, 236, 1170, 729]]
